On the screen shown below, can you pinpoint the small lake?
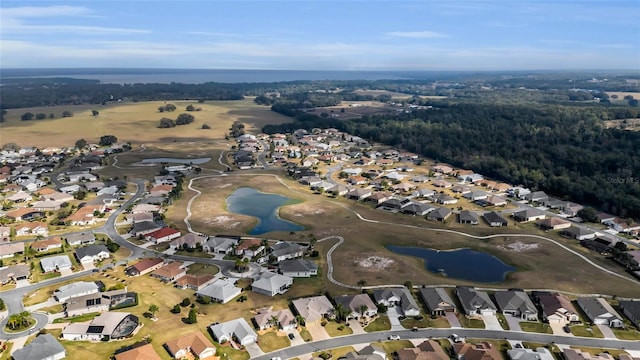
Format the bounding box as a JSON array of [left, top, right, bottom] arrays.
[[386, 246, 515, 283], [226, 187, 304, 235], [141, 157, 211, 164]]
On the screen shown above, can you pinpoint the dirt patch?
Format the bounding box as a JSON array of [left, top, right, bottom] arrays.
[[356, 256, 394, 269], [500, 241, 540, 252]]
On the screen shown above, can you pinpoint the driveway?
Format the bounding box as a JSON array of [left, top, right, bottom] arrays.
[[386, 306, 404, 330], [306, 323, 330, 341], [15, 279, 31, 288], [482, 314, 502, 330], [446, 312, 461, 328], [504, 316, 523, 331], [82, 262, 96, 271], [245, 342, 264, 358], [288, 329, 306, 346], [60, 268, 73, 276], [348, 319, 366, 335], [549, 322, 573, 336], [597, 324, 616, 339]]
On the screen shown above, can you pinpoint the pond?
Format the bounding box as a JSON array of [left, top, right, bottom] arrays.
[[226, 187, 304, 235], [386, 246, 515, 283], [141, 157, 211, 164]]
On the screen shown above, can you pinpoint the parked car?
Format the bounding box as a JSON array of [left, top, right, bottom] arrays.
[[388, 335, 400, 340], [563, 325, 571, 333], [288, 333, 295, 340]]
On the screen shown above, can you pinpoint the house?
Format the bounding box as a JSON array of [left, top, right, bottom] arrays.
[[402, 202, 436, 216], [75, 244, 110, 263], [270, 241, 306, 262], [235, 238, 264, 258], [114, 342, 162, 360], [563, 349, 618, 360], [334, 293, 378, 319], [131, 221, 162, 237], [175, 274, 215, 291], [459, 210, 479, 225], [31, 236, 63, 252], [196, 279, 241, 304], [485, 195, 508, 206], [411, 188, 435, 198], [538, 293, 580, 324], [292, 295, 335, 324], [373, 287, 421, 317], [454, 342, 502, 360], [279, 258, 318, 277], [494, 290, 538, 321], [418, 287, 457, 316], [65, 232, 96, 246], [0, 264, 30, 284], [12, 334, 66, 360], [576, 297, 624, 328], [427, 207, 452, 222], [433, 193, 457, 205], [0, 226, 9, 242], [149, 184, 173, 197], [253, 308, 297, 331], [537, 217, 571, 230], [432, 164, 453, 174], [328, 185, 350, 196], [59, 184, 81, 194], [6, 207, 44, 221], [345, 345, 387, 360], [40, 255, 72, 273], [366, 192, 392, 205], [64, 292, 110, 317], [464, 191, 488, 201], [164, 331, 216, 360], [251, 271, 293, 297], [512, 209, 546, 222], [31, 200, 63, 211], [0, 242, 24, 259], [346, 188, 372, 201], [151, 261, 187, 283], [560, 202, 584, 217], [15, 222, 49, 237], [619, 300, 640, 329], [560, 226, 596, 240], [508, 348, 555, 360], [170, 233, 208, 249], [132, 212, 154, 223], [65, 205, 103, 226], [145, 227, 181, 244], [54, 281, 100, 302], [209, 318, 258, 346], [125, 258, 164, 276], [525, 191, 548, 203], [379, 197, 412, 211], [455, 287, 497, 316], [432, 179, 453, 188], [203, 236, 238, 254], [61, 312, 139, 341], [7, 191, 32, 203], [483, 211, 508, 227], [397, 340, 449, 360], [131, 203, 161, 214]]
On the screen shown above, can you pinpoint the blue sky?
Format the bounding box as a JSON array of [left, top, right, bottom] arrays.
[[1, 1, 639, 70]]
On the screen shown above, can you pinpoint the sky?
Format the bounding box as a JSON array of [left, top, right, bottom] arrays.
[[1, 0, 639, 71]]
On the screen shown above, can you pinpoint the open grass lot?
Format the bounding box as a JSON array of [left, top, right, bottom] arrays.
[[364, 315, 391, 332], [458, 316, 485, 329], [2, 99, 292, 148], [257, 331, 291, 352], [324, 320, 354, 337], [520, 322, 553, 334], [313, 346, 356, 359], [400, 314, 450, 329], [569, 324, 604, 338], [372, 340, 415, 356], [612, 327, 640, 340]]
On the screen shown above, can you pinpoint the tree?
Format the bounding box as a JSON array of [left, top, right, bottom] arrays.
[[181, 298, 191, 307], [158, 103, 177, 112], [75, 138, 87, 149], [99, 135, 118, 146], [148, 304, 159, 319], [187, 308, 197, 324], [49, 113, 55, 119], [21, 112, 34, 121], [578, 207, 599, 223], [62, 110, 73, 118], [359, 304, 369, 319], [92, 110, 99, 116], [158, 118, 176, 128], [171, 304, 181, 313], [201, 124, 211, 129], [186, 104, 196, 111], [74, 190, 87, 200], [35, 113, 47, 120], [0, 298, 4, 311], [176, 113, 195, 125]]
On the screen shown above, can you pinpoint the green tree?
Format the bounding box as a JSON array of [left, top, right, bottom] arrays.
[[578, 207, 599, 223], [171, 304, 181, 313], [186, 104, 195, 111], [91, 110, 99, 116], [176, 113, 195, 125], [158, 118, 176, 128], [35, 113, 47, 120], [187, 308, 197, 324], [75, 138, 87, 149], [62, 110, 73, 118], [21, 112, 34, 121], [148, 304, 159, 319], [99, 135, 118, 146], [180, 298, 191, 307]]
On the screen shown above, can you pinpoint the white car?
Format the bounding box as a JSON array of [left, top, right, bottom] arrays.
[[388, 334, 400, 340]]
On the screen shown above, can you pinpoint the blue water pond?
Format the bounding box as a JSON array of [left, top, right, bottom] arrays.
[[226, 187, 304, 235]]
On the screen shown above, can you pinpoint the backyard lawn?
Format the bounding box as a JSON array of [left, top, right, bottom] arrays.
[[257, 331, 290, 353]]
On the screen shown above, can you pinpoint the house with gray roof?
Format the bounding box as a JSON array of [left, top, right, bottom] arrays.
[[512, 209, 546, 222], [459, 210, 479, 225], [507, 347, 555, 360], [483, 211, 509, 227], [196, 279, 241, 304], [61, 311, 139, 341], [464, 190, 488, 201], [494, 290, 538, 321], [65, 232, 95, 246], [40, 255, 72, 273], [64, 292, 110, 317], [455, 287, 497, 316], [373, 287, 420, 317], [279, 258, 318, 277], [203, 236, 238, 254], [419, 287, 457, 316], [427, 207, 452, 222], [75, 244, 110, 264], [270, 241, 306, 262], [346, 188, 372, 201], [561, 226, 596, 241], [335, 293, 378, 320], [253, 308, 297, 331], [209, 318, 257, 346], [54, 281, 100, 302], [251, 271, 293, 297], [576, 297, 624, 328], [131, 221, 162, 237], [525, 191, 548, 203], [0, 264, 29, 284], [619, 300, 640, 329], [12, 333, 65, 360], [401, 202, 435, 216], [292, 295, 335, 324]]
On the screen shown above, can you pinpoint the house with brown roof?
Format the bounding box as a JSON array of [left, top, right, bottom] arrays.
[[65, 205, 103, 226], [538, 293, 580, 324], [145, 227, 181, 244], [125, 258, 164, 276], [537, 217, 571, 231], [6, 207, 44, 221], [164, 331, 216, 360], [0, 242, 25, 258], [114, 342, 162, 360], [397, 339, 449, 360], [151, 261, 186, 283], [253, 308, 297, 331], [175, 274, 215, 291], [15, 222, 49, 236], [31, 237, 63, 252], [149, 184, 173, 197], [334, 293, 378, 320], [454, 341, 502, 360], [170, 233, 207, 249], [234, 238, 264, 257]]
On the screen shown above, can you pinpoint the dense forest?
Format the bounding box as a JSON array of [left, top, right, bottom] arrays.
[[264, 103, 640, 220]]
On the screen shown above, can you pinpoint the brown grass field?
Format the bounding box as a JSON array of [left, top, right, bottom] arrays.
[[1, 99, 291, 148], [606, 91, 640, 100]]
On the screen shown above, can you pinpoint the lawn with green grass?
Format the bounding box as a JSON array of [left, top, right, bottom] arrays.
[[569, 324, 604, 338], [372, 340, 414, 356], [458, 316, 485, 328], [324, 321, 353, 337], [313, 346, 356, 359], [612, 328, 640, 340], [299, 328, 313, 342], [53, 312, 100, 324], [400, 314, 450, 329], [520, 322, 553, 334], [496, 313, 510, 330], [257, 331, 291, 353], [364, 315, 391, 332], [214, 344, 250, 360]]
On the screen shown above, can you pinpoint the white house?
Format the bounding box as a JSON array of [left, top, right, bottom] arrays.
[[196, 279, 241, 304], [251, 272, 293, 297], [576, 297, 625, 328], [209, 318, 258, 346], [40, 255, 72, 273]]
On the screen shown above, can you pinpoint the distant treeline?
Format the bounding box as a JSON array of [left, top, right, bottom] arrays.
[[264, 103, 640, 220]]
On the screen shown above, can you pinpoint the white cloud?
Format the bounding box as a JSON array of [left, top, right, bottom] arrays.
[[385, 31, 448, 39], [1, 5, 90, 18]]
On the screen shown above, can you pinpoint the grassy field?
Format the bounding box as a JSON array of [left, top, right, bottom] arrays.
[[257, 331, 291, 353], [400, 314, 450, 329], [313, 346, 356, 359], [364, 315, 391, 332], [612, 327, 640, 340], [371, 340, 415, 356], [520, 322, 553, 334], [2, 99, 293, 148], [569, 347, 631, 358], [569, 324, 604, 338], [457, 315, 485, 329], [324, 320, 354, 337]]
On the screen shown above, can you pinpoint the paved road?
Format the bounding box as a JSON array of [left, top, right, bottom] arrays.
[[251, 328, 640, 360]]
